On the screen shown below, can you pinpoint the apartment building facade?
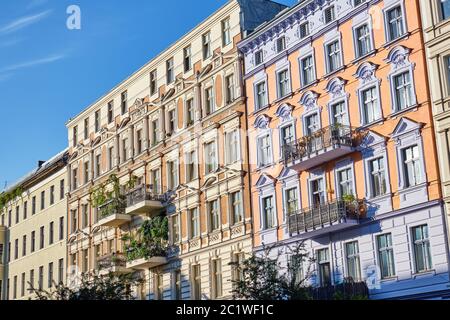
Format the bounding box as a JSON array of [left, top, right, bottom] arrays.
[[420, 1, 450, 250], [65, 0, 285, 300], [239, 0, 450, 299], [0, 151, 68, 300]]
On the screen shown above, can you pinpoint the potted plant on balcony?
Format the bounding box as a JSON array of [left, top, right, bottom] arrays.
[[342, 194, 367, 219]]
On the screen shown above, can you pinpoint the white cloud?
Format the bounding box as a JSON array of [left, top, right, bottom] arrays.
[[0, 54, 65, 73], [0, 10, 52, 35], [26, 0, 49, 10]]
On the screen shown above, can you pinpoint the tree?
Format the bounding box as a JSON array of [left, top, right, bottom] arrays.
[[29, 273, 143, 300]]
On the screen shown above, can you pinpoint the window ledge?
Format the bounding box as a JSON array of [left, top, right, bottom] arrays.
[[412, 270, 436, 278], [382, 32, 411, 49], [380, 276, 398, 282], [351, 49, 377, 65], [299, 80, 319, 92], [323, 66, 345, 80], [252, 104, 271, 116], [357, 118, 385, 131], [273, 92, 293, 104], [389, 104, 419, 119]]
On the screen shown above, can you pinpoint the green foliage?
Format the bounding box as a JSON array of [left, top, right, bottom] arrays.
[[29, 273, 143, 300], [0, 186, 24, 212], [123, 215, 169, 262]]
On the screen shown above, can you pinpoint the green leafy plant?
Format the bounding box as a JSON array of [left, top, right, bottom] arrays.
[[0, 186, 24, 212]]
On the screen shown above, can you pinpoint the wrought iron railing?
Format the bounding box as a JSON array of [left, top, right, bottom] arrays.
[[288, 198, 365, 235], [97, 253, 127, 270], [98, 198, 126, 219], [126, 184, 167, 208], [282, 125, 356, 164], [308, 281, 369, 300]]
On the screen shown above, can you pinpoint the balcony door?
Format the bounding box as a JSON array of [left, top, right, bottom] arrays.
[[305, 113, 321, 153], [310, 177, 325, 208]]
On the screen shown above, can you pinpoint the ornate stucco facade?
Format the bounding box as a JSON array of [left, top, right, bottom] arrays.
[[65, 0, 285, 300], [0, 151, 68, 300], [239, 0, 450, 299]]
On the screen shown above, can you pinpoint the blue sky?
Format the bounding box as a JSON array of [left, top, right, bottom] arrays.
[[0, 0, 296, 188]]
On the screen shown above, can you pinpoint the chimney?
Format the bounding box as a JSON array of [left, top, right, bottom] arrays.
[[38, 160, 45, 168]]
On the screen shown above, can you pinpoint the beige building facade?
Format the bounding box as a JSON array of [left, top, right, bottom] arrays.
[[0, 151, 68, 300], [65, 0, 285, 300]]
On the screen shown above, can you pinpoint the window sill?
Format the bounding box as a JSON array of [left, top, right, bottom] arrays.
[[323, 66, 345, 80], [273, 92, 293, 104], [300, 80, 319, 92], [389, 104, 419, 119], [380, 276, 398, 282], [357, 118, 385, 131], [351, 49, 377, 65], [382, 32, 411, 49], [412, 270, 435, 278], [256, 163, 275, 172], [253, 104, 271, 116]]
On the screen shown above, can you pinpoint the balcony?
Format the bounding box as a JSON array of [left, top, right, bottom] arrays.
[[288, 198, 366, 237], [125, 243, 168, 270], [282, 125, 358, 171], [125, 184, 166, 216], [126, 256, 168, 270], [97, 253, 131, 276], [96, 199, 131, 228]]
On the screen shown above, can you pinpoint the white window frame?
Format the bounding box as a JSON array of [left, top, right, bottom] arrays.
[[275, 64, 292, 99], [383, 0, 408, 44], [307, 170, 326, 207], [355, 62, 383, 126], [325, 77, 350, 126], [334, 159, 357, 198], [324, 35, 343, 75], [225, 129, 241, 165], [254, 78, 269, 111], [352, 14, 375, 60]]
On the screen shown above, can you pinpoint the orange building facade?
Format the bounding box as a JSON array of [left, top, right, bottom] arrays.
[[239, 0, 450, 299]]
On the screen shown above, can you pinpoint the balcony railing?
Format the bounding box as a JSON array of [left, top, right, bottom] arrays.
[[97, 253, 127, 270], [282, 125, 358, 171], [98, 198, 126, 219], [308, 281, 369, 300], [288, 198, 365, 236], [125, 184, 166, 216]]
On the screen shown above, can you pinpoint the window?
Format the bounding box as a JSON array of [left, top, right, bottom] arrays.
[[84, 118, 89, 140], [22, 235, 27, 257], [393, 71, 413, 111], [205, 87, 214, 115], [72, 125, 78, 147], [337, 167, 353, 197], [121, 91, 127, 115], [174, 270, 182, 300], [255, 50, 263, 66], [151, 169, 161, 193], [40, 191, 45, 210], [8, 210, 11, 227], [326, 40, 342, 73], [370, 157, 387, 197], [281, 125, 295, 148], [231, 191, 243, 225], [212, 259, 223, 298], [191, 264, 201, 300], [186, 99, 195, 126], [152, 119, 160, 145], [168, 109, 176, 134], [185, 150, 197, 182], [183, 45, 192, 72], [21, 273, 25, 297], [136, 129, 143, 154], [13, 276, 17, 299], [48, 262, 53, 288], [202, 32, 211, 59], [122, 138, 128, 163], [83, 161, 89, 184], [172, 214, 180, 244], [15, 206, 19, 224], [50, 185, 55, 205], [38, 266, 44, 290], [290, 254, 304, 285], [58, 258, 64, 284], [262, 196, 275, 229], [167, 160, 178, 189], [71, 209, 78, 233], [107, 101, 113, 124], [412, 225, 432, 273], [299, 22, 309, 39], [222, 18, 231, 46], [300, 55, 315, 87], [277, 69, 290, 98], [59, 217, 64, 240], [150, 69, 158, 95], [166, 58, 174, 84], [257, 134, 272, 167], [285, 188, 298, 216], [330, 101, 347, 125], [255, 81, 268, 110], [204, 141, 217, 175], [441, 0, 450, 20], [377, 233, 395, 279], [225, 74, 235, 104], [82, 249, 88, 273], [403, 145, 422, 187], [39, 226, 44, 249], [95, 110, 100, 132], [354, 0, 365, 6], [95, 153, 101, 177], [208, 200, 220, 232], [32, 196, 36, 215], [31, 231, 35, 253], [355, 24, 371, 57], [190, 208, 199, 239], [108, 147, 114, 169], [361, 86, 381, 124], [317, 248, 331, 287], [345, 242, 361, 281], [226, 130, 240, 164], [29, 270, 34, 293], [232, 253, 245, 286], [324, 6, 335, 24], [60, 179, 65, 200], [154, 273, 164, 300], [14, 239, 18, 259], [386, 6, 405, 41], [276, 36, 286, 53], [310, 177, 325, 207]]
